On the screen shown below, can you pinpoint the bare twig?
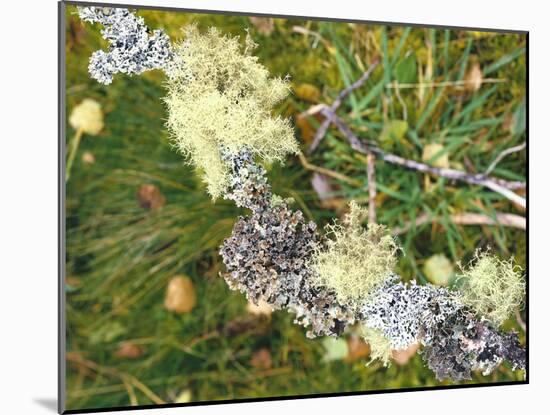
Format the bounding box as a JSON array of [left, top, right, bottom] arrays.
[[385, 78, 506, 89], [319, 108, 526, 207], [450, 212, 526, 229], [485, 141, 526, 175], [307, 119, 331, 156], [515, 309, 526, 332], [391, 211, 526, 236], [330, 59, 381, 112], [482, 180, 526, 209], [366, 152, 377, 224], [298, 152, 362, 186], [291, 26, 329, 49], [308, 60, 379, 154]]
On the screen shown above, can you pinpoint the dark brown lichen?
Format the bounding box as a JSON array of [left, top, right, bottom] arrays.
[[219, 150, 355, 337], [420, 308, 526, 381]]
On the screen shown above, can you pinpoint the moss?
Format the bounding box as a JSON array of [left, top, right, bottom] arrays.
[[457, 251, 525, 327], [310, 201, 399, 311], [164, 25, 299, 199], [361, 326, 392, 367]]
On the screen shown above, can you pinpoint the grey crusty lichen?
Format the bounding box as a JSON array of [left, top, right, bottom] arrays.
[[78, 7, 527, 382], [362, 275, 525, 378], [362, 276, 463, 351], [77, 7, 172, 84]]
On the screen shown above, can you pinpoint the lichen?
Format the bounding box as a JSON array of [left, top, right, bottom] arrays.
[[219, 151, 355, 338], [310, 201, 399, 311], [457, 251, 525, 327], [77, 6, 172, 84], [420, 307, 525, 381], [76, 8, 527, 382], [360, 326, 392, 367], [362, 275, 463, 350], [164, 26, 298, 199]]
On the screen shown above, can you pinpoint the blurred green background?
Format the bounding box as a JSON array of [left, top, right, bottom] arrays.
[[64, 4, 527, 411]]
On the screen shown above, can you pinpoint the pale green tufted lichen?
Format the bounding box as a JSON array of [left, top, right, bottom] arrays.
[[361, 326, 392, 367], [457, 251, 525, 327], [310, 201, 399, 311], [164, 26, 298, 199]]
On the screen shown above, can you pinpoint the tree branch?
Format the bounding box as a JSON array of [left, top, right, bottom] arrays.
[[391, 211, 526, 236], [308, 60, 379, 154], [319, 108, 526, 208], [485, 141, 526, 175], [366, 152, 377, 224]]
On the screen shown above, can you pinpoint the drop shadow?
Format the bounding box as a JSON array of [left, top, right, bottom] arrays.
[[34, 398, 58, 413]]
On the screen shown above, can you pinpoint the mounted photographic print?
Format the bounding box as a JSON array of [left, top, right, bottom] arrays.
[[59, 1, 528, 413]]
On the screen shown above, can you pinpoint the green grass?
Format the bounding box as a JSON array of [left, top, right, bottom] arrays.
[[65, 6, 526, 411]]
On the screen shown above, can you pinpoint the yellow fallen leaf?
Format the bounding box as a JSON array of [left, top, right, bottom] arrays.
[[380, 120, 408, 147], [423, 254, 454, 286], [422, 143, 449, 169], [465, 62, 483, 92], [164, 276, 197, 313], [322, 337, 348, 362], [175, 389, 192, 403], [69, 98, 104, 135]]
